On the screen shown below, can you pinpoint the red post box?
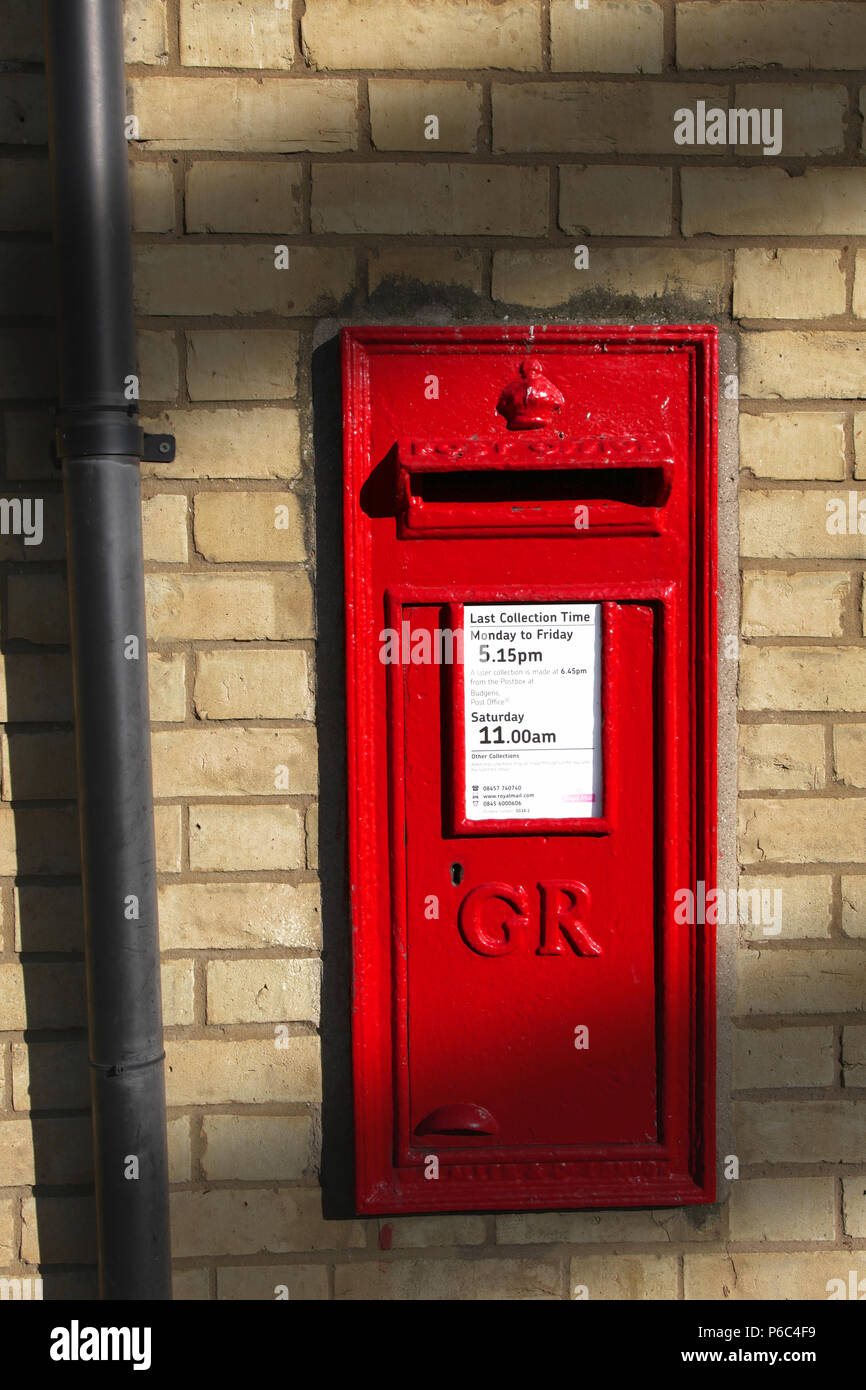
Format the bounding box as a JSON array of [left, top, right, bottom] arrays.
[[342, 326, 717, 1213]]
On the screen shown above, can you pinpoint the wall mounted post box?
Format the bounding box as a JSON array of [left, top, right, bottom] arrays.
[[342, 326, 717, 1214]]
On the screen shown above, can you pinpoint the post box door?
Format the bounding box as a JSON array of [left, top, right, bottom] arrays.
[[401, 600, 657, 1154]]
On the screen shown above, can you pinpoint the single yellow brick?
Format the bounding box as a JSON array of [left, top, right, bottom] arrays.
[[0, 1197, 16, 1265], [201, 1114, 312, 1181], [0, 654, 73, 721], [137, 329, 179, 403], [383, 1214, 489, 1248], [737, 948, 866, 1014], [129, 76, 357, 151], [158, 881, 321, 950], [0, 962, 84, 1030], [193, 491, 305, 563], [1, 730, 76, 800], [180, 0, 294, 68], [740, 797, 866, 863], [153, 727, 316, 797], [854, 414, 866, 475], [0, 963, 26, 1028], [164, 1036, 321, 1105], [155, 803, 183, 873], [833, 724, 866, 787], [367, 248, 484, 298], [369, 80, 482, 152], [173, 1269, 210, 1300], [494, 82, 727, 154], [684, 1253, 865, 1301], [732, 84, 846, 157], [217, 1265, 328, 1300], [567, 1255, 677, 1302], [15, 883, 83, 953], [186, 330, 299, 401], [551, 0, 663, 73], [134, 245, 355, 317], [193, 648, 312, 720], [0, 1116, 121, 1186], [842, 1178, 866, 1236], [301, 0, 542, 71], [493, 248, 726, 312], [498, 1207, 716, 1244], [142, 493, 188, 563], [741, 646, 866, 712], [736, 1099, 866, 1162], [733, 1025, 835, 1088], [0, 806, 79, 875], [336, 1257, 561, 1301], [167, 1117, 192, 1183], [161, 959, 195, 1026], [139, 407, 300, 480], [737, 874, 832, 941], [12, 1040, 89, 1110], [734, 249, 846, 320], [124, 0, 169, 65], [188, 804, 306, 871], [129, 161, 175, 232], [206, 958, 320, 1024], [850, 252, 866, 318], [842, 1025, 866, 1085], [559, 165, 672, 237], [148, 652, 187, 723], [186, 162, 303, 234], [841, 876, 866, 938], [146, 572, 313, 640], [677, 2, 866, 70], [171, 1187, 364, 1257], [741, 571, 847, 638], [306, 803, 318, 871], [21, 1194, 96, 1264], [740, 412, 846, 482], [312, 163, 548, 236], [683, 169, 866, 237], [741, 333, 866, 400], [738, 723, 825, 791]]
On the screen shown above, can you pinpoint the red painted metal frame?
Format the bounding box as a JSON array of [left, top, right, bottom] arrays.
[[342, 325, 717, 1215]]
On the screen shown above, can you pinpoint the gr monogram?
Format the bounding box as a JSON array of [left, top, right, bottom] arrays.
[[458, 880, 600, 957]]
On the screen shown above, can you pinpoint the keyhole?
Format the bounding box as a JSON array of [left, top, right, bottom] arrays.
[[450, 862, 464, 886]]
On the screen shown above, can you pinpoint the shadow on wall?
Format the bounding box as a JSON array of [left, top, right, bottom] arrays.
[[310, 335, 355, 1219], [1, 21, 97, 1295]]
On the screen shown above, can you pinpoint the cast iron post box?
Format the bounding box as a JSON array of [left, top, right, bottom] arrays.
[[342, 326, 717, 1213]]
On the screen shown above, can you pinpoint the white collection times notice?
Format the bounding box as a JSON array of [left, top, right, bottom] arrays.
[[463, 603, 603, 822]]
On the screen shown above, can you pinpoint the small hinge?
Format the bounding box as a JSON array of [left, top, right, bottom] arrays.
[[142, 433, 176, 463]]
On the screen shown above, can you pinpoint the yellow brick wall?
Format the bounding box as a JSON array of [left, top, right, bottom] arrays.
[[1, 0, 866, 1300]]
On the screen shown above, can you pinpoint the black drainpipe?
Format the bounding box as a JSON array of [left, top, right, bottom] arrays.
[[43, 0, 172, 1299]]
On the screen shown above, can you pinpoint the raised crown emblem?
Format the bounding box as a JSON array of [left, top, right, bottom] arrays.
[[496, 357, 566, 431]]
